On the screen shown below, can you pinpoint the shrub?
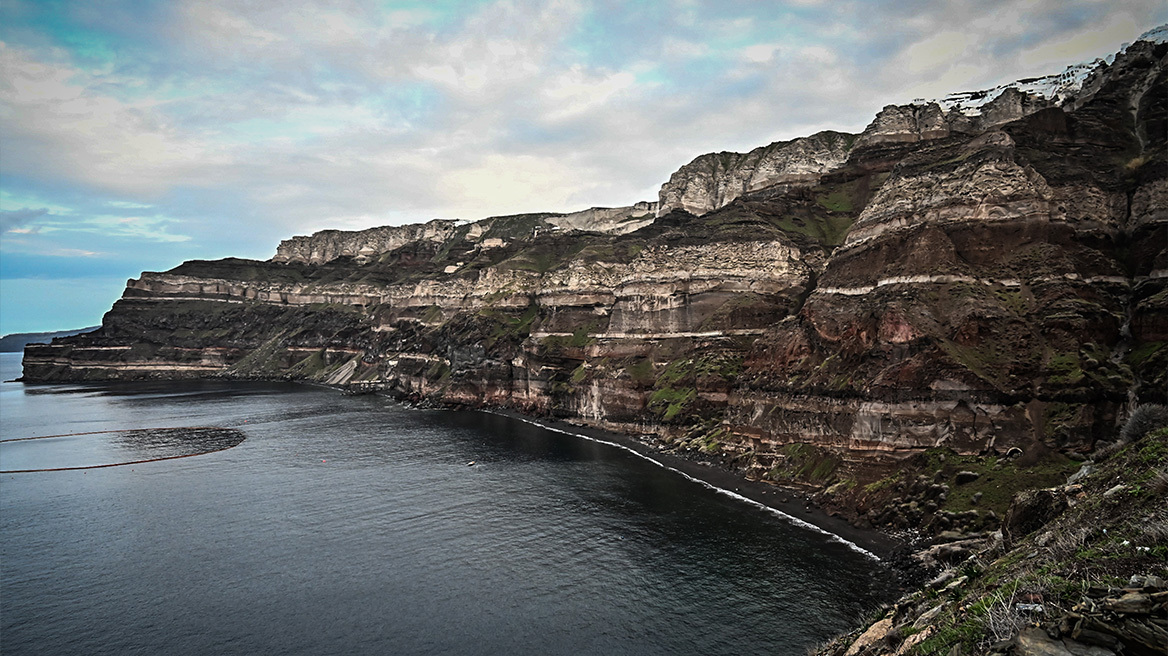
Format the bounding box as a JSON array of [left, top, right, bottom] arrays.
[[1120, 404, 1168, 442]]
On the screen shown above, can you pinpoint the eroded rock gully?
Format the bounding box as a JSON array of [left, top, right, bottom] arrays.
[[23, 36, 1168, 541]]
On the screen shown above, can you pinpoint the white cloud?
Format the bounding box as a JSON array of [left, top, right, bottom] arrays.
[[901, 31, 972, 74], [540, 67, 637, 121], [0, 42, 226, 195], [3, 0, 1166, 247], [741, 43, 781, 63], [446, 154, 583, 216], [179, 1, 285, 55], [41, 246, 104, 257], [661, 37, 709, 59], [1018, 13, 1144, 70]]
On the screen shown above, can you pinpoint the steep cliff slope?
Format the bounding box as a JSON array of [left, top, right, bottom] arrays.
[[23, 33, 1167, 539]]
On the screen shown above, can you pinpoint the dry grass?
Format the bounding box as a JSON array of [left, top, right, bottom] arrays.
[[1133, 508, 1168, 546], [979, 588, 1027, 648], [1093, 439, 1127, 462], [1120, 404, 1168, 442], [1150, 468, 1168, 496], [1043, 524, 1093, 561]]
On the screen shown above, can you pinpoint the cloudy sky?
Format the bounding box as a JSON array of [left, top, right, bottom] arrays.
[[1, 0, 1164, 334]]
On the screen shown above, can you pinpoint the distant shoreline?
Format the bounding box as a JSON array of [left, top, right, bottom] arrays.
[[0, 327, 99, 353]]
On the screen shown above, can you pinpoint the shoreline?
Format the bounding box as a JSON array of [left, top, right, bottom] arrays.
[[473, 405, 904, 561]]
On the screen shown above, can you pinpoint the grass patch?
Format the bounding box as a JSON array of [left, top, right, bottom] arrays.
[[1046, 351, 1083, 385], [913, 617, 983, 655], [864, 473, 902, 493], [648, 386, 696, 421], [625, 358, 655, 385], [286, 349, 327, 377], [225, 332, 293, 377], [993, 288, 1028, 316], [1043, 402, 1081, 439], [426, 360, 451, 381], [931, 449, 1079, 516], [483, 306, 539, 346], [769, 443, 841, 484], [570, 363, 589, 384], [773, 212, 856, 248], [541, 323, 597, 354], [815, 188, 854, 213]]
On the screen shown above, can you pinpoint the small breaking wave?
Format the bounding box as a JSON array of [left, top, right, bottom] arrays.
[[487, 410, 880, 561]]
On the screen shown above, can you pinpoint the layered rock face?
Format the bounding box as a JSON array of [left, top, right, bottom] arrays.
[[24, 34, 1167, 525], [656, 131, 856, 216], [274, 218, 462, 265], [274, 203, 661, 266]]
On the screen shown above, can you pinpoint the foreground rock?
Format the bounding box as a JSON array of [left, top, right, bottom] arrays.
[[814, 423, 1167, 656]]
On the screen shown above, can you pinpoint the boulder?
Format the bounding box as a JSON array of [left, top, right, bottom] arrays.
[[1014, 627, 1075, 656], [912, 604, 945, 629], [1067, 463, 1095, 484], [1102, 485, 1126, 498], [1004, 489, 1068, 546], [1100, 591, 1154, 614], [893, 627, 933, 656], [844, 617, 893, 656], [1060, 639, 1117, 656]]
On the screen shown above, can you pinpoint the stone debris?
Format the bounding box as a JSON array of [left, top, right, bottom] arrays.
[[827, 581, 1166, 656], [1067, 463, 1095, 484], [912, 603, 944, 629], [942, 576, 968, 593], [892, 627, 932, 656], [1011, 627, 1116, 656], [844, 617, 894, 656], [1101, 485, 1126, 498], [1047, 584, 1166, 656]]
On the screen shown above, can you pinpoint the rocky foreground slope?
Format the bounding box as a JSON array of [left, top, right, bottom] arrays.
[[24, 30, 1167, 548], [815, 414, 1167, 656]]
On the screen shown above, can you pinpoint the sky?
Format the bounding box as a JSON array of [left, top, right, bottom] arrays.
[[1, 1, 1165, 334]]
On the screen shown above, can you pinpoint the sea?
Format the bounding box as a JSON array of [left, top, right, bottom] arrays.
[[0, 351, 896, 655]]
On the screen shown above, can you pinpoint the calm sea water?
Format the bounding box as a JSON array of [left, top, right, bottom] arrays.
[[0, 352, 894, 655]]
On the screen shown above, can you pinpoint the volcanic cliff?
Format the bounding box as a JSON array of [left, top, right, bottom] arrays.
[[23, 32, 1168, 536]]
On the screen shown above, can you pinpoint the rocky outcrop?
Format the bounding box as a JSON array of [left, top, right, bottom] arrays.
[[274, 218, 461, 264], [854, 102, 954, 148], [656, 131, 855, 216], [274, 204, 661, 266], [549, 202, 658, 234], [851, 89, 1055, 149], [1003, 489, 1069, 547], [812, 423, 1168, 656]]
